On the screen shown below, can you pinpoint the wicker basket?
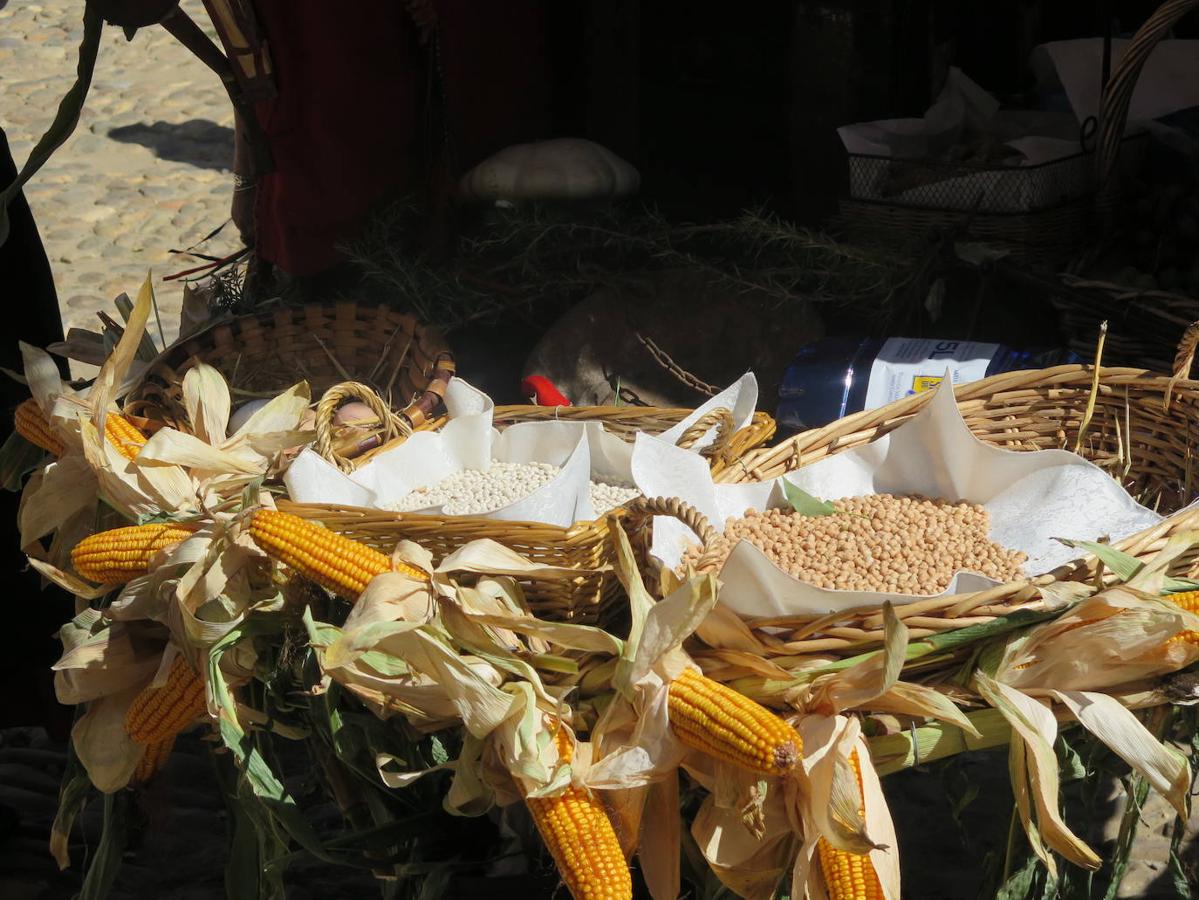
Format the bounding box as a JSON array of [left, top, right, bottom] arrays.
[[313, 384, 776, 477], [295, 393, 774, 622], [122, 301, 455, 434], [642, 342, 1199, 654], [1046, 0, 1199, 364], [836, 0, 1191, 266]]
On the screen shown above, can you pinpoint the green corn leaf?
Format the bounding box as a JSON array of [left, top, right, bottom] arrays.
[[782, 478, 837, 516], [1055, 538, 1143, 582], [77, 791, 129, 900], [995, 851, 1043, 900], [49, 734, 92, 870]]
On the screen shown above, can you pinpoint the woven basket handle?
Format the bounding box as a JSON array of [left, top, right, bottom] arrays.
[[676, 407, 735, 459], [1166, 320, 1199, 409], [1096, 0, 1199, 191], [314, 382, 408, 472], [620, 496, 724, 573]]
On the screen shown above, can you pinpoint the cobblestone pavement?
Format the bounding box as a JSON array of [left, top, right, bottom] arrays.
[[0, 0, 239, 354]]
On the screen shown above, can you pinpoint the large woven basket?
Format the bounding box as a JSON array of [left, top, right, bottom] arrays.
[[651, 344, 1199, 654], [122, 301, 455, 433], [294, 397, 774, 621]]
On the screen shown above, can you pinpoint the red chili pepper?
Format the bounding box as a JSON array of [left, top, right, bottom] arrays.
[[521, 375, 571, 406]]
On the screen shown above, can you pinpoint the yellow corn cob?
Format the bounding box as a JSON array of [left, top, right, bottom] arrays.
[[817, 749, 883, 900], [14, 398, 64, 456], [525, 729, 632, 900], [71, 523, 198, 584], [667, 668, 802, 775], [248, 509, 424, 600], [131, 734, 177, 785], [1165, 591, 1199, 614], [123, 656, 208, 744], [104, 413, 147, 461]]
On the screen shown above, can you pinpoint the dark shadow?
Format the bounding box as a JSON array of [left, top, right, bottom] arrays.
[[106, 119, 234, 172]]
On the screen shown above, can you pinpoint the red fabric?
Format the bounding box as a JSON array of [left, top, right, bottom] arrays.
[[521, 375, 571, 406], [249, 0, 555, 277], [434, 1, 553, 174], [250, 1, 423, 276]]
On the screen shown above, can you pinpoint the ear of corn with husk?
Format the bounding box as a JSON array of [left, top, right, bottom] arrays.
[[667, 668, 801, 776], [525, 728, 632, 900], [72, 522, 198, 584], [249, 508, 426, 599], [123, 655, 207, 744]]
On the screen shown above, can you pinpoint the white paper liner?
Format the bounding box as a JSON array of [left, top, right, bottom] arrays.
[[657, 372, 758, 451], [632, 378, 1164, 617], [284, 375, 757, 527]]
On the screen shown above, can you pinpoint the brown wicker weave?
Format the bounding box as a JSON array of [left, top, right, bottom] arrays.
[[651, 349, 1199, 654], [278, 500, 622, 624], [122, 302, 454, 433], [834, 195, 1096, 268]]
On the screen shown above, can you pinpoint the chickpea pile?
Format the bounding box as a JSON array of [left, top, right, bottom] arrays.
[[682, 493, 1026, 594]]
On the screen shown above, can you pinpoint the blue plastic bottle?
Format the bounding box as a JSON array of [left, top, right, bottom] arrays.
[[776, 336, 1081, 433]]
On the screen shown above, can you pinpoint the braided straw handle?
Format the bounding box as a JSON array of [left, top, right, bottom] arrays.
[[1166, 319, 1199, 410], [1096, 0, 1199, 194], [620, 496, 724, 574], [676, 407, 735, 459], [314, 382, 409, 472]]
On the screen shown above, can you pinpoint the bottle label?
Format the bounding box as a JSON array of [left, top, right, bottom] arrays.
[[863, 338, 1000, 409]]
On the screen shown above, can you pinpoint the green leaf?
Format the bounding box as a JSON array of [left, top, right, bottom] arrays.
[[1055, 538, 1142, 582], [995, 851, 1043, 900], [49, 734, 92, 869], [428, 734, 450, 767], [1163, 577, 1199, 594], [77, 791, 128, 900], [213, 750, 286, 900], [529, 653, 579, 674], [358, 649, 412, 676], [782, 479, 837, 516], [1056, 734, 1088, 783], [241, 474, 266, 512], [301, 607, 341, 648], [0, 5, 103, 246], [207, 616, 345, 872]]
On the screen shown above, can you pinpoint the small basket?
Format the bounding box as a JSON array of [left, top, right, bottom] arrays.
[[122, 301, 455, 433], [655, 336, 1199, 654], [312, 385, 776, 477]]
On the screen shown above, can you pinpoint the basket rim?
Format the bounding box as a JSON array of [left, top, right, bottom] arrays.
[[723, 362, 1199, 484], [127, 299, 451, 388], [277, 499, 618, 540]]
